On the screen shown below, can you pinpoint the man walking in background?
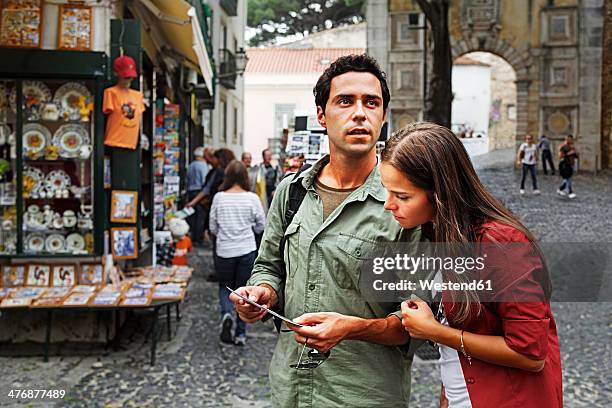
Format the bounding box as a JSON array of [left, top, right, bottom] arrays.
[[557, 134, 579, 199], [538, 134, 555, 175], [185, 146, 210, 245], [517, 133, 540, 195], [259, 148, 282, 207]]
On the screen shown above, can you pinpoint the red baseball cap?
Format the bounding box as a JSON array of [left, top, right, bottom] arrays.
[[113, 55, 138, 78]]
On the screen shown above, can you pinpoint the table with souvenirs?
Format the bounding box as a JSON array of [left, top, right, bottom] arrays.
[[0, 264, 193, 365]]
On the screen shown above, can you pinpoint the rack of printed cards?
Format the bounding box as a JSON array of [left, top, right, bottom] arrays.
[[0, 262, 192, 309]]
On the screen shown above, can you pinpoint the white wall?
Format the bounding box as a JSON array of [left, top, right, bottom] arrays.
[[244, 73, 320, 163], [451, 65, 491, 136], [205, 0, 247, 154]]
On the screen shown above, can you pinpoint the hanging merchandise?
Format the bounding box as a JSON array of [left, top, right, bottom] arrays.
[[103, 56, 145, 149], [152, 101, 181, 231]]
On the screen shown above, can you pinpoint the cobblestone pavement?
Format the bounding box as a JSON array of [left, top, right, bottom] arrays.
[[1, 149, 610, 407]]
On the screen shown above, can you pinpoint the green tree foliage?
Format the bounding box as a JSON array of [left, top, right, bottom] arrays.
[[248, 0, 365, 46]]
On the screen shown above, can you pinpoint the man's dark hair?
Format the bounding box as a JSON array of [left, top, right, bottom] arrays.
[[313, 54, 390, 113], [220, 160, 251, 191], [262, 148, 270, 158], [214, 148, 236, 169]]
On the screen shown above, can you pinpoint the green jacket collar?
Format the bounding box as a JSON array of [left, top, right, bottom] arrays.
[[293, 154, 386, 202]]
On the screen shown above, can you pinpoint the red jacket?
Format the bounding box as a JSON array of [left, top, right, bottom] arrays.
[[442, 221, 563, 407]]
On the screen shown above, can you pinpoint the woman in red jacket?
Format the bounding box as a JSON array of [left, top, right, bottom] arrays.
[[380, 122, 563, 407]]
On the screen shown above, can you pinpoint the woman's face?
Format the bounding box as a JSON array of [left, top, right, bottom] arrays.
[[380, 162, 435, 229]]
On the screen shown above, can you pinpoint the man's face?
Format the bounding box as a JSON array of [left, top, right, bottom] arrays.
[[263, 150, 272, 164], [565, 136, 573, 146], [317, 71, 386, 158], [242, 153, 252, 167], [526, 134, 534, 144]]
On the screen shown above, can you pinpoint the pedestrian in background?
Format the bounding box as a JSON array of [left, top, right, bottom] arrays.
[[209, 160, 265, 346], [538, 134, 555, 175], [517, 134, 540, 195], [242, 151, 265, 247], [241, 151, 260, 197], [557, 135, 579, 199], [186, 148, 236, 280], [260, 148, 283, 206], [185, 146, 210, 244]]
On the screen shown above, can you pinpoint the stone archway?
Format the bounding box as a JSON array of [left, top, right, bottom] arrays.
[[373, 0, 605, 170], [450, 37, 533, 141]]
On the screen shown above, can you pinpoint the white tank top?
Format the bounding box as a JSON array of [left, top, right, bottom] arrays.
[[432, 272, 472, 407]]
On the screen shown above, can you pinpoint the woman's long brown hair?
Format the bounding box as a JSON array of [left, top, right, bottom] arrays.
[[381, 122, 550, 323]]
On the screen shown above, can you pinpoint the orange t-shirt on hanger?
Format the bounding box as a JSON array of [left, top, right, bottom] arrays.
[[103, 85, 145, 149]]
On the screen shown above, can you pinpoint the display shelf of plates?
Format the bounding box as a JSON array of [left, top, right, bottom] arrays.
[[0, 72, 104, 257]]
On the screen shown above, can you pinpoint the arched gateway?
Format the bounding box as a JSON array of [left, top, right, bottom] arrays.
[[367, 0, 607, 170]]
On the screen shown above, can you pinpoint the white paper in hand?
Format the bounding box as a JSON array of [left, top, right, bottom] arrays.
[[227, 287, 304, 327]]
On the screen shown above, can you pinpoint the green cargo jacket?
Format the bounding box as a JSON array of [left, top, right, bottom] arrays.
[[248, 156, 422, 407]]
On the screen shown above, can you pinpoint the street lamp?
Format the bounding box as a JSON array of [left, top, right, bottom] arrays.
[[217, 47, 248, 80], [234, 47, 248, 75]]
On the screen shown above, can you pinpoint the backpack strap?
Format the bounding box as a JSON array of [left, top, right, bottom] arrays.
[[270, 163, 311, 332]]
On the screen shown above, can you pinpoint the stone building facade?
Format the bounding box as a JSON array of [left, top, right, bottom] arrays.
[[367, 0, 608, 170]]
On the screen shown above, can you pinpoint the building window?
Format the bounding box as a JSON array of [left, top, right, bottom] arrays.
[[507, 105, 516, 121], [233, 107, 238, 144], [274, 103, 295, 140], [551, 66, 567, 86], [398, 13, 421, 42], [398, 70, 416, 91], [203, 109, 213, 142], [550, 15, 569, 40]]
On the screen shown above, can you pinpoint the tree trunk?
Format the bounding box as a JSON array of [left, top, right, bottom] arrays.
[[415, 0, 453, 128], [601, 0, 612, 169]]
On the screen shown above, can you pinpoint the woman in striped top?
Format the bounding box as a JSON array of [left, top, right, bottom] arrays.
[[209, 160, 266, 345]]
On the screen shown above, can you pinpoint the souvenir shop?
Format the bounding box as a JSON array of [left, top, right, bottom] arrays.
[[0, 1, 206, 355]]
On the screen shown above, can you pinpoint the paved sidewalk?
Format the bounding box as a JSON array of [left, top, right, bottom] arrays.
[[0, 149, 610, 407]]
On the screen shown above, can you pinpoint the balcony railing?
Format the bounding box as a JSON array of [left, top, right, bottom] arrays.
[[218, 48, 237, 89], [220, 0, 238, 16]]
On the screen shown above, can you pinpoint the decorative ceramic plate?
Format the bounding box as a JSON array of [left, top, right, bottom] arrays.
[[44, 170, 71, 191], [23, 166, 44, 183], [66, 233, 85, 251], [53, 82, 92, 113], [25, 233, 45, 252], [23, 123, 51, 156], [45, 234, 65, 253], [53, 124, 89, 158], [10, 81, 52, 112]]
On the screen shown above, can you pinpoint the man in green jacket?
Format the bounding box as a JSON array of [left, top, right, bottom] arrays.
[[230, 54, 420, 407]]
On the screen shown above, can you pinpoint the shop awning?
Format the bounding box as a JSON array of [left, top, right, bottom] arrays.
[[134, 0, 214, 94]]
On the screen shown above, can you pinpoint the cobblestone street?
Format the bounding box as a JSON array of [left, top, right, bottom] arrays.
[[1, 149, 611, 407]]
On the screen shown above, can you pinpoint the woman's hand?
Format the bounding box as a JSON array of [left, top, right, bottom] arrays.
[[401, 299, 442, 341]]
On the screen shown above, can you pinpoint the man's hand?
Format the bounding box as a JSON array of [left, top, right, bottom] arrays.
[[290, 312, 359, 354], [229, 285, 277, 323]]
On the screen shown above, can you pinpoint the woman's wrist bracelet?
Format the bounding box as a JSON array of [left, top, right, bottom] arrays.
[[460, 330, 472, 365]]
